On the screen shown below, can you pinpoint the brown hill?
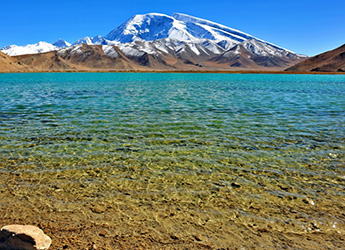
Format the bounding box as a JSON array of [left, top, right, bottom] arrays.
[[14, 44, 171, 72], [286, 44, 345, 72], [0, 51, 27, 72]]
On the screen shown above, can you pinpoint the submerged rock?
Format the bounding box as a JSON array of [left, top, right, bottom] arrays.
[[0, 225, 51, 250]]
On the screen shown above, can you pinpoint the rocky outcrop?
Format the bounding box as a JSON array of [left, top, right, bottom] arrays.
[[0, 225, 51, 250]]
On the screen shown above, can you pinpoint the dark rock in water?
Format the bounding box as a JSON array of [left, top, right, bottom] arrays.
[[194, 234, 203, 241], [231, 182, 241, 188], [170, 234, 179, 240], [91, 204, 107, 214], [0, 225, 51, 250]]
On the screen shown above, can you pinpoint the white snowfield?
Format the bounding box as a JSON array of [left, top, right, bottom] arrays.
[[102, 45, 119, 58], [1, 13, 303, 58], [1, 42, 59, 56]]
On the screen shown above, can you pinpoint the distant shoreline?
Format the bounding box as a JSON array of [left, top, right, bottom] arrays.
[[1, 70, 345, 75]]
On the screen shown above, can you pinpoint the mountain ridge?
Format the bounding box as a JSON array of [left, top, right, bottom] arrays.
[[0, 13, 307, 72], [3, 41, 302, 73]]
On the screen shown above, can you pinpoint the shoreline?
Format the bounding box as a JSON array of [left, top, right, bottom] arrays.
[[1, 69, 345, 75]]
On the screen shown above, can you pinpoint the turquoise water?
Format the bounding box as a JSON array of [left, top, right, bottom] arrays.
[[1, 73, 344, 169], [0, 73, 345, 248]]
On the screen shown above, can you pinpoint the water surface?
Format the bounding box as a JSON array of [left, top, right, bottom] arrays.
[[0, 73, 344, 249]]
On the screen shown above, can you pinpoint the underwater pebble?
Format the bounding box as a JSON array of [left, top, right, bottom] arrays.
[[0, 224, 52, 250], [194, 234, 203, 241], [99, 230, 108, 237], [91, 205, 106, 214], [302, 198, 315, 205], [170, 234, 179, 240], [231, 182, 241, 188]]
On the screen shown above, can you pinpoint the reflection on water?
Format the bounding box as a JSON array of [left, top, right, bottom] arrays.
[[0, 73, 344, 249]]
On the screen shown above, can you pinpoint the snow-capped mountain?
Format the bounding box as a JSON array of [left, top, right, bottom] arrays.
[[72, 36, 108, 46], [1, 41, 60, 56], [104, 13, 289, 52], [1, 12, 306, 71], [52, 39, 71, 48], [1, 39, 71, 56]]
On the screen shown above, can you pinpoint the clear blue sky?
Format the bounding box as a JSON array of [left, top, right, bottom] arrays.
[[1, 0, 344, 56]]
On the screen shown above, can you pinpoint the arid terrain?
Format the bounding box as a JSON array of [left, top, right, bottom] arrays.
[[0, 51, 27, 72], [286, 44, 345, 72]]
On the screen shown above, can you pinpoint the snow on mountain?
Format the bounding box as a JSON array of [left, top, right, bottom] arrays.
[[104, 12, 231, 44], [1, 12, 304, 65], [52, 39, 71, 48], [72, 36, 94, 45], [172, 13, 292, 52], [172, 13, 253, 42], [72, 35, 110, 46], [1, 39, 71, 56], [104, 13, 185, 43], [102, 12, 296, 58], [118, 44, 146, 58], [102, 45, 119, 58], [0, 41, 59, 56], [57, 44, 84, 56], [104, 13, 258, 47], [241, 39, 285, 57]]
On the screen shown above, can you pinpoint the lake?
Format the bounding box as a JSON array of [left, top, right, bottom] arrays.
[[0, 73, 344, 249]]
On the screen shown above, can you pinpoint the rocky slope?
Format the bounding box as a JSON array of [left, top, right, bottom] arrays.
[[8, 41, 303, 72], [286, 44, 345, 72], [0, 51, 27, 72]]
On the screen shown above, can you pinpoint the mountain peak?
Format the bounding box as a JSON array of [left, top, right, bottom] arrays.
[[72, 36, 93, 46], [1, 11, 303, 65], [104, 12, 277, 50], [104, 13, 178, 43], [53, 39, 71, 48]]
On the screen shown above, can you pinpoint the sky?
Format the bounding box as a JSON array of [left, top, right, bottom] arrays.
[[1, 0, 344, 56]]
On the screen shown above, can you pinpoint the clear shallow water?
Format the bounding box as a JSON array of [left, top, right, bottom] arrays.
[[1, 73, 344, 170], [0, 73, 345, 248]]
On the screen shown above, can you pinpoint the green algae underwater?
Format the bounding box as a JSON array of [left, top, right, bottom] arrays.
[[0, 73, 344, 249]]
